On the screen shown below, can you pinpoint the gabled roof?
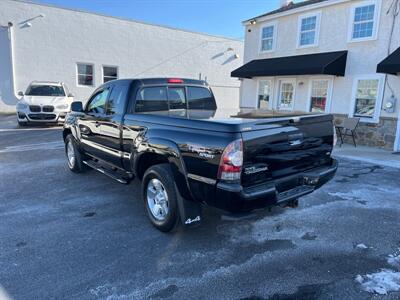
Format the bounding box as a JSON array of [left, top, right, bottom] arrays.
[[244, 0, 329, 22]]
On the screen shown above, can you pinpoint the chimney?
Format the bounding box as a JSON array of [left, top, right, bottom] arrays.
[[279, 0, 293, 7]]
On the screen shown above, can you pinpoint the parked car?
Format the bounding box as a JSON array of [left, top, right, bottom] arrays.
[[16, 81, 74, 126], [63, 78, 338, 232]]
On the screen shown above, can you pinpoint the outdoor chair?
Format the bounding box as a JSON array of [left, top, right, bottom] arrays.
[[335, 117, 360, 147]]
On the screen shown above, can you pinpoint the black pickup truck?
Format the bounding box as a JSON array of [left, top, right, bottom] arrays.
[[63, 78, 337, 232]]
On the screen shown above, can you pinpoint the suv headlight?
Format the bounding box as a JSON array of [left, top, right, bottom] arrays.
[[16, 101, 28, 110], [56, 104, 69, 110]]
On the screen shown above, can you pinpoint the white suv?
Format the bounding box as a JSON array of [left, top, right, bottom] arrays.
[[16, 81, 74, 126]]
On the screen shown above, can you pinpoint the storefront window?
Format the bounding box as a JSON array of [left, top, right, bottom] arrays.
[[310, 80, 328, 112]]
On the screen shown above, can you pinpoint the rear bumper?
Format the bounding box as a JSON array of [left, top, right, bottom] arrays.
[[215, 159, 338, 212]]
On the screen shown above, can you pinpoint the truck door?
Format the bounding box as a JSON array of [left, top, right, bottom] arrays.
[[78, 87, 111, 161]]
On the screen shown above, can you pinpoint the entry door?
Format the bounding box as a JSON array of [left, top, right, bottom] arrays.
[[278, 79, 296, 110]]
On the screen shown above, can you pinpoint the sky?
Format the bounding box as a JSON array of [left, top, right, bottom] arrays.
[[33, 0, 284, 40]]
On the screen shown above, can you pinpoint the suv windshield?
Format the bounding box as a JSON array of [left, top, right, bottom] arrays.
[[25, 85, 65, 97]]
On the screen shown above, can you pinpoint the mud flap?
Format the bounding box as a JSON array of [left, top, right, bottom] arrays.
[[176, 191, 202, 228]]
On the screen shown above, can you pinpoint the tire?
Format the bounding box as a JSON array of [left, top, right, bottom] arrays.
[[142, 163, 180, 232], [65, 134, 87, 173]]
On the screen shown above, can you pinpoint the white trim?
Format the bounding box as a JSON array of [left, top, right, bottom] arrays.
[[259, 21, 277, 53], [76, 62, 95, 87], [102, 65, 119, 84], [243, 0, 350, 25], [349, 74, 385, 124], [306, 77, 333, 113], [395, 114, 400, 152], [296, 11, 321, 49], [256, 78, 275, 109], [277, 78, 296, 111], [347, 0, 381, 43]]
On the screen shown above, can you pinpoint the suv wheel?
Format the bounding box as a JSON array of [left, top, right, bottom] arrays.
[[142, 164, 179, 232], [65, 134, 87, 173]]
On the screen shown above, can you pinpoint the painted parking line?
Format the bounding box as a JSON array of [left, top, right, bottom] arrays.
[[0, 127, 62, 132], [0, 141, 64, 153]]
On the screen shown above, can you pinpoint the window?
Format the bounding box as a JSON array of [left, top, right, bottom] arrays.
[[351, 77, 383, 121], [135, 86, 168, 112], [260, 23, 276, 52], [258, 80, 272, 109], [168, 87, 186, 110], [187, 87, 215, 110], [86, 89, 110, 114], [298, 13, 320, 47], [107, 83, 129, 115], [103, 66, 118, 83], [25, 85, 65, 97], [309, 80, 329, 113], [349, 1, 379, 41], [278, 80, 295, 110], [77, 63, 94, 86]]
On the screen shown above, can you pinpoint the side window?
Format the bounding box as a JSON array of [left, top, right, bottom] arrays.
[[107, 83, 128, 115], [168, 87, 186, 109], [135, 86, 168, 112], [86, 89, 110, 114], [187, 87, 216, 110]]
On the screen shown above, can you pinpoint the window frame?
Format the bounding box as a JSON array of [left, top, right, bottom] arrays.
[[297, 11, 321, 49], [306, 77, 333, 113], [276, 78, 296, 111], [76, 62, 95, 87], [102, 65, 119, 84], [349, 74, 384, 123], [259, 21, 277, 53], [256, 78, 274, 109], [348, 0, 381, 43]]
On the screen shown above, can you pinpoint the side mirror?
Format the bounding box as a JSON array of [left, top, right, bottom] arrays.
[[68, 93, 75, 98], [18, 91, 24, 96], [71, 101, 83, 112]]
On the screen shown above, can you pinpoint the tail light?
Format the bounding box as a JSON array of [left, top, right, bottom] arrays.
[[217, 139, 243, 182], [168, 78, 183, 84]]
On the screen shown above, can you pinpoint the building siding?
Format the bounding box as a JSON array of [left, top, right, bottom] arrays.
[[0, 0, 243, 113], [239, 0, 400, 150]]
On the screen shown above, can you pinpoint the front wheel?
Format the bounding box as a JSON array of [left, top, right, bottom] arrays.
[[142, 164, 179, 232], [65, 134, 87, 173]]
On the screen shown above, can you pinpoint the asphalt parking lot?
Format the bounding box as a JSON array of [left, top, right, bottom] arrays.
[[1, 114, 400, 300]]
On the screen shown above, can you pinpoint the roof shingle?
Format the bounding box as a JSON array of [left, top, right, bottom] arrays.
[[245, 0, 329, 22]]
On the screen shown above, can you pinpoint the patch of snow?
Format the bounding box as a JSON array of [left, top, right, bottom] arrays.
[[355, 243, 368, 250], [356, 269, 400, 295], [388, 252, 400, 270]]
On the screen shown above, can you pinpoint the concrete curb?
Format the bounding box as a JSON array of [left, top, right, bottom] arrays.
[[333, 154, 400, 170]]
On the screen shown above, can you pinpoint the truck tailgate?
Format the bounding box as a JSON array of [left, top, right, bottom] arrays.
[[241, 114, 334, 188]]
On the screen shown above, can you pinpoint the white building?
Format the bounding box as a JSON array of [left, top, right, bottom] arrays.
[[0, 0, 243, 113], [233, 0, 400, 151]]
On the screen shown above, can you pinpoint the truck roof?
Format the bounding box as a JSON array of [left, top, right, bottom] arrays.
[[106, 78, 208, 86], [30, 81, 63, 86]]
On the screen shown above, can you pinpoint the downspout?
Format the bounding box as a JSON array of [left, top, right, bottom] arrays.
[[7, 22, 19, 100]]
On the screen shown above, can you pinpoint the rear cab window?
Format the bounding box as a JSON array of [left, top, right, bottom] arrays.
[[134, 84, 215, 113], [135, 86, 168, 112], [187, 86, 215, 110]]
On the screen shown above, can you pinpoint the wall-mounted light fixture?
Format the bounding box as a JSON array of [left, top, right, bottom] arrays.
[[249, 19, 257, 25], [20, 14, 45, 28]]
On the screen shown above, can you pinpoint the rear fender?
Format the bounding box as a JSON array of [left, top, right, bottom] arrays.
[[134, 138, 202, 227]]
